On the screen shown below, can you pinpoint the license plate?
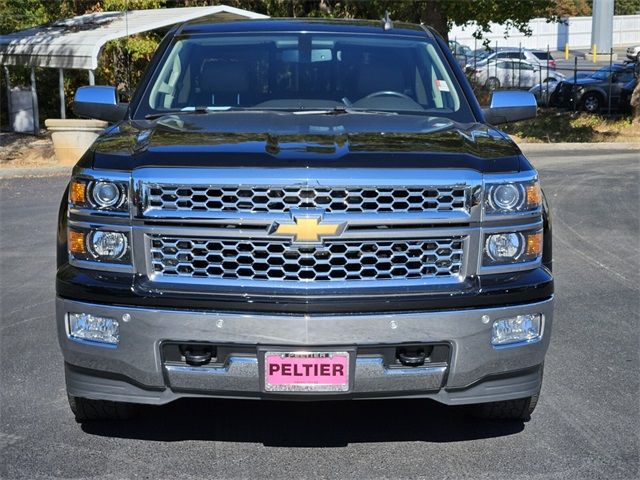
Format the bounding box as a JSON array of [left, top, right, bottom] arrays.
[[264, 351, 350, 392]]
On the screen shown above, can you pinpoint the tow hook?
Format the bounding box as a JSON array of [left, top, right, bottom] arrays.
[[397, 348, 427, 367], [183, 348, 213, 366]]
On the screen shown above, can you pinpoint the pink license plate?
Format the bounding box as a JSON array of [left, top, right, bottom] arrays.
[[264, 351, 350, 392]]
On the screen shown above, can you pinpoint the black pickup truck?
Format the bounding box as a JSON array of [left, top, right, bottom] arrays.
[[58, 18, 553, 422]]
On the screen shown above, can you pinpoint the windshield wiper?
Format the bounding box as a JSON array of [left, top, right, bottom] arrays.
[[145, 106, 247, 120], [292, 106, 398, 116]]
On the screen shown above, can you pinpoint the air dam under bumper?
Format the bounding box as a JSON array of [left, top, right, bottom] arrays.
[[57, 296, 553, 405]]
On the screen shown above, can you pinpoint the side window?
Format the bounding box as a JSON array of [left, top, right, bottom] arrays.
[[497, 61, 510, 70], [520, 62, 535, 71], [618, 69, 634, 82]]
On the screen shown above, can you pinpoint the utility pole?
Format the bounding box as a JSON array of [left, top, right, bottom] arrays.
[[588, 0, 616, 61]]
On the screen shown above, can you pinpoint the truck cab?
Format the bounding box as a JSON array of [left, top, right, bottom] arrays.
[[57, 18, 553, 422]]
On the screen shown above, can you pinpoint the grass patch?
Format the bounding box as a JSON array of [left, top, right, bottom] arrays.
[[502, 110, 640, 143]]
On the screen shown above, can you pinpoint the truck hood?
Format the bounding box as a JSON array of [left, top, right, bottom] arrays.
[[88, 111, 523, 173]]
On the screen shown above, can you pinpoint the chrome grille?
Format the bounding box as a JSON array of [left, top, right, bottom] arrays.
[[144, 185, 468, 214], [149, 236, 465, 282]]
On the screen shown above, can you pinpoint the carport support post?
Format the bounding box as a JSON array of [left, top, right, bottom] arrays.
[[3, 66, 12, 132], [30, 67, 39, 135], [58, 68, 66, 119], [88, 70, 95, 85]]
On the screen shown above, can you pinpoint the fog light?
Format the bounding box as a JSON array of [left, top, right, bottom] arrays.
[[68, 313, 119, 346], [88, 231, 127, 260], [492, 313, 542, 347]]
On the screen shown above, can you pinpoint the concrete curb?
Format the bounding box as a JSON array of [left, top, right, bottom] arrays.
[[0, 166, 72, 179]]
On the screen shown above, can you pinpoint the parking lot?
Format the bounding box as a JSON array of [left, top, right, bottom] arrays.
[[0, 145, 638, 479]]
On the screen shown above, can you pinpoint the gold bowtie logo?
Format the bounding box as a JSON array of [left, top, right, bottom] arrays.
[[273, 217, 342, 243]]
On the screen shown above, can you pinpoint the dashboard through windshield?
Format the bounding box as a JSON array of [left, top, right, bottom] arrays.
[[134, 32, 474, 122]]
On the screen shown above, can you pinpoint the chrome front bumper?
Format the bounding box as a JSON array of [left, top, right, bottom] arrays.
[[57, 296, 554, 405]]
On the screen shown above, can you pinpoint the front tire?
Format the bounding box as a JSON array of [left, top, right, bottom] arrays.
[[581, 92, 602, 113], [68, 394, 137, 422], [485, 77, 500, 91]]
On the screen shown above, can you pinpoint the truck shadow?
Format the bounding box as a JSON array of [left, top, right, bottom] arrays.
[[80, 398, 525, 446]]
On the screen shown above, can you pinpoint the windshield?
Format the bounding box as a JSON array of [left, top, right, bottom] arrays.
[[591, 66, 615, 80], [135, 32, 473, 122]]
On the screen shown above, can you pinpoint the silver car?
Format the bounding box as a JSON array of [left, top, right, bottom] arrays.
[[473, 59, 565, 90], [626, 45, 640, 62], [467, 48, 555, 70]]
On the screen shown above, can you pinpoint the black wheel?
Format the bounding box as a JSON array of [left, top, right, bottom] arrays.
[[68, 394, 137, 422], [485, 77, 500, 91], [581, 92, 601, 113], [470, 393, 539, 421]]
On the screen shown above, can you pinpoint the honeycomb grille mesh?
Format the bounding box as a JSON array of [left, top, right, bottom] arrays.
[[144, 185, 468, 214], [149, 236, 465, 282]]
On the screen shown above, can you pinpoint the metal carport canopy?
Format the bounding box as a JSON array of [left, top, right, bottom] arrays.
[[0, 5, 268, 70]]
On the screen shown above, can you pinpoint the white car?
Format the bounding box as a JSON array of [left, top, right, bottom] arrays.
[[626, 45, 640, 62], [466, 48, 556, 71], [472, 59, 565, 90]]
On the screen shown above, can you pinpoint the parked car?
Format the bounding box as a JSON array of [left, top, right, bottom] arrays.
[[466, 47, 556, 71], [626, 45, 640, 62], [61, 18, 553, 423], [550, 62, 637, 113], [448, 39, 472, 67], [473, 58, 564, 90], [529, 79, 562, 106]]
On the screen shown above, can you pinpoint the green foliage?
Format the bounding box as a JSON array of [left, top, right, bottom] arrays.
[[614, 0, 640, 15]]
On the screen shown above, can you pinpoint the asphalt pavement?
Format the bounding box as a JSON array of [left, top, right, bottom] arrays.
[[1, 146, 638, 479]]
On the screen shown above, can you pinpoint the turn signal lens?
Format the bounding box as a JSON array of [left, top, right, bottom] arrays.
[[68, 229, 86, 254], [69, 181, 87, 205], [526, 231, 543, 256], [526, 183, 542, 207]]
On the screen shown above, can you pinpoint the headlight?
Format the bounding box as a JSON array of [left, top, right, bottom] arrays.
[[91, 181, 123, 208], [87, 231, 128, 260], [483, 230, 542, 266], [69, 178, 128, 212], [68, 227, 131, 264], [485, 180, 541, 215]]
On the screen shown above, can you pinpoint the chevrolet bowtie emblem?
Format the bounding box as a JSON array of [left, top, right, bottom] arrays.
[[273, 217, 343, 243]]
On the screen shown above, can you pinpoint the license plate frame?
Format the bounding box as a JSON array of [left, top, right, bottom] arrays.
[[260, 349, 354, 393]]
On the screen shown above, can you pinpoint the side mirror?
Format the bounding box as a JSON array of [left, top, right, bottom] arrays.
[[482, 90, 537, 125], [73, 86, 128, 123], [611, 73, 618, 83]]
